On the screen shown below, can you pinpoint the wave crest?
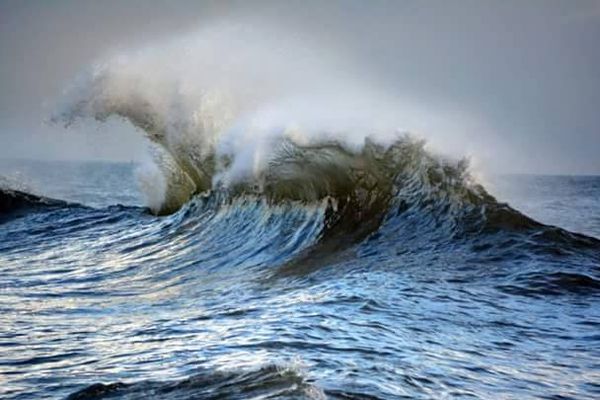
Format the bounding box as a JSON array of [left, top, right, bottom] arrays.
[[52, 24, 487, 216]]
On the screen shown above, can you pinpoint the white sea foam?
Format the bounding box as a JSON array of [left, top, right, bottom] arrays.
[[53, 21, 485, 214]]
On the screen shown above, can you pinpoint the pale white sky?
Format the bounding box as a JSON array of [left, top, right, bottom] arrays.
[[1, 0, 599, 174]]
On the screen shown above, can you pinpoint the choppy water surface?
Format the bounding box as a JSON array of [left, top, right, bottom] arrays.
[[1, 160, 599, 400]]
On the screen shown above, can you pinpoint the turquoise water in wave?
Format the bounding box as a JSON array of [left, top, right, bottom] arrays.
[[1, 160, 599, 399]]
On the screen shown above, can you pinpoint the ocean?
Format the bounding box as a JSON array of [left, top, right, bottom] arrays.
[[1, 157, 599, 400]]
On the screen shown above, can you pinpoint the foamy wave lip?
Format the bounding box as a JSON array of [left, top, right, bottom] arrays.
[[51, 21, 486, 215]]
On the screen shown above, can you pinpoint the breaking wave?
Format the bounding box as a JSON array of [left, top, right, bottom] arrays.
[[44, 23, 600, 263], [3, 20, 600, 400], [52, 23, 484, 216]]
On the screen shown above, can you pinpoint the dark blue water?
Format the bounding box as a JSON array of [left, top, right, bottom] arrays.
[[1, 160, 599, 400]]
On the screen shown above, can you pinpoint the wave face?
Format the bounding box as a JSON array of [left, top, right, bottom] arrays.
[[2, 24, 600, 400], [0, 188, 65, 213]]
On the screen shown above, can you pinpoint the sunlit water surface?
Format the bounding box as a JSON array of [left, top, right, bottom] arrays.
[[1, 160, 599, 400]]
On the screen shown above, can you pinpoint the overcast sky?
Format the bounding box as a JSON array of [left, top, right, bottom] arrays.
[[1, 0, 599, 174]]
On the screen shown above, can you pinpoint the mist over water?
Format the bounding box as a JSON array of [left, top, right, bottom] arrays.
[[52, 22, 490, 214], [3, 1, 600, 174]]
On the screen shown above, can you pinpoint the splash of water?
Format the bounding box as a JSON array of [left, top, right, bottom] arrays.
[[53, 22, 485, 214]]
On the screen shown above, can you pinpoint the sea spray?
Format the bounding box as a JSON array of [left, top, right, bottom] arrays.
[[52, 22, 486, 214]]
